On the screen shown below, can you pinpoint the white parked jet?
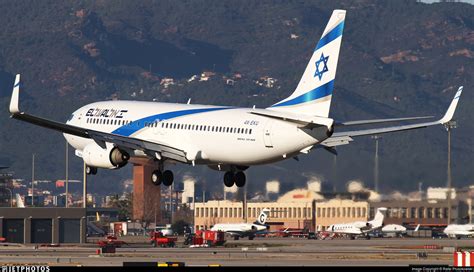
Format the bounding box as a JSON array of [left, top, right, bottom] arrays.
[[210, 208, 270, 240], [443, 224, 474, 239], [381, 224, 420, 237], [8, 10, 463, 188], [327, 207, 387, 239]]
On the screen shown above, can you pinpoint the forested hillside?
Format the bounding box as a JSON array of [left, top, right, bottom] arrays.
[[0, 0, 472, 195]]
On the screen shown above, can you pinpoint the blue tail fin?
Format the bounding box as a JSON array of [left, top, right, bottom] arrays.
[[269, 10, 346, 117]]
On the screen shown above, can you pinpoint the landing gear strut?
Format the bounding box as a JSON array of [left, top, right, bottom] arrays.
[[223, 171, 246, 187]]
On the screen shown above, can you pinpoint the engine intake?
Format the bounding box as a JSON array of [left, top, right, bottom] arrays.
[[110, 147, 130, 167]]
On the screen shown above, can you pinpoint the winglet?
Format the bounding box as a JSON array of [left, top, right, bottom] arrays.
[[439, 86, 462, 124], [9, 74, 21, 114]]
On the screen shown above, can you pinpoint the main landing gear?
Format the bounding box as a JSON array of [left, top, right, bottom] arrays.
[[151, 169, 174, 187], [223, 171, 246, 188]]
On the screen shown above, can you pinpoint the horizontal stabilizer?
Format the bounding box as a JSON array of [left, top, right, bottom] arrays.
[[332, 86, 463, 138], [335, 116, 434, 127]]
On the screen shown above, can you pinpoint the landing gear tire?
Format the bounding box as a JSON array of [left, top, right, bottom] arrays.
[[162, 170, 174, 186], [248, 235, 255, 240], [233, 236, 240, 241], [151, 170, 162, 186], [223, 172, 235, 187], [234, 172, 246, 187], [86, 166, 97, 175]]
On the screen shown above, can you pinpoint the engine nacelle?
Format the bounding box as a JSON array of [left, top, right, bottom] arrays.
[[82, 144, 129, 169]]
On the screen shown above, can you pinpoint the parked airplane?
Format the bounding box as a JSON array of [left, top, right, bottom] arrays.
[[381, 224, 420, 237], [443, 224, 474, 239], [327, 207, 387, 239], [210, 208, 270, 240], [7, 9, 463, 188]]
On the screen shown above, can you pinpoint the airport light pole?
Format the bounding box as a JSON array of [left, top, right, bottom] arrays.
[[83, 161, 87, 208], [371, 135, 382, 193], [31, 153, 35, 207], [332, 152, 337, 192], [65, 141, 69, 208], [445, 120, 457, 224]]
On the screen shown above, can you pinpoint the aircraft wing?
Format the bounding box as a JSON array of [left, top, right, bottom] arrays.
[[224, 231, 248, 237], [8, 74, 188, 163], [323, 87, 462, 147]]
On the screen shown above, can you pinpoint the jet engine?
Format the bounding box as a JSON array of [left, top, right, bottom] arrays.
[[82, 143, 129, 169]]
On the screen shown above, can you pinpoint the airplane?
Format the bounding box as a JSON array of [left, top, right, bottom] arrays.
[[210, 208, 270, 240], [443, 224, 474, 239], [7, 9, 463, 188], [327, 207, 387, 239], [380, 224, 420, 238], [275, 227, 307, 237]]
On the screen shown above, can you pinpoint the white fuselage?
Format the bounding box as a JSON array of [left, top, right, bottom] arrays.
[[64, 101, 328, 167], [444, 224, 474, 238], [211, 223, 267, 237], [328, 222, 371, 235]]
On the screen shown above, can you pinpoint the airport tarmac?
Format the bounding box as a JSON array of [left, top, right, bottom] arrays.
[[0, 237, 469, 266]]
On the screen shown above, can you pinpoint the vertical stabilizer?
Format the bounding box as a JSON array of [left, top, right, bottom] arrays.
[[269, 10, 345, 117], [255, 208, 270, 225], [368, 207, 387, 228]]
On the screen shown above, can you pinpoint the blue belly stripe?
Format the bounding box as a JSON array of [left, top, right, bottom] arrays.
[[112, 107, 232, 136]]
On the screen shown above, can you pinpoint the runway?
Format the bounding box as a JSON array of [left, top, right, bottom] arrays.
[[0, 237, 468, 266]]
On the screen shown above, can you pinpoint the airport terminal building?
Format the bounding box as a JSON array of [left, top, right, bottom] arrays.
[[194, 189, 369, 231], [194, 188, 469, 231]]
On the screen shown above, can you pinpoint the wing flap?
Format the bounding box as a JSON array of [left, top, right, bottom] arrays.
[[320, 136, 353, 147]]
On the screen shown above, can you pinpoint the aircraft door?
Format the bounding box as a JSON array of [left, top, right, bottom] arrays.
[[263, 120, 273, 148]]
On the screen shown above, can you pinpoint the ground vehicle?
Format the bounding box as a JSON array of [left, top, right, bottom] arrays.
[[190, 230, 225, 247], [307, 232, 316, 240], [150, 231, 177, 247]]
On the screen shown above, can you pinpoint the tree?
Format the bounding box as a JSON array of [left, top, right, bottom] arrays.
[[107, 193, 132, 221]]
